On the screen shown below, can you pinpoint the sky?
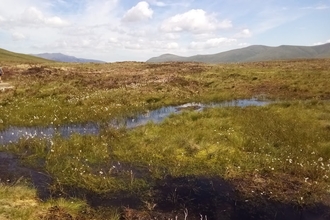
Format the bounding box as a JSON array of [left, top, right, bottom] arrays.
[[0, 0, 329, 62]]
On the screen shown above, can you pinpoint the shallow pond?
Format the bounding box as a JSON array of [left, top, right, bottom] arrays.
[[0, 99, 269, 145]]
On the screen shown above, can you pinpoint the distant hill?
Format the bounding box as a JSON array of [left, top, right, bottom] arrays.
[[0, 48, 51, 63], [31, 53, 106, 63], [147, 43, 330, 63]]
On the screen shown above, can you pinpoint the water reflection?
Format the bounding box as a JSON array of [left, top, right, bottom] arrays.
[[0, 99, 268, 145]]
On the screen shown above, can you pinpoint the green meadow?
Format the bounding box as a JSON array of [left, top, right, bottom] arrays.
[[0, 58, 330, 219]]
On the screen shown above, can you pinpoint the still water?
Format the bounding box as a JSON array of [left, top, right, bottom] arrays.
[[0, 99, 268, 145]]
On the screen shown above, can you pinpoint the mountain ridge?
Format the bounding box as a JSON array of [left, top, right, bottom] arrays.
[[147, 43, 330, 63], [31, 53, 106, 63], [0, 48, 51, 63]]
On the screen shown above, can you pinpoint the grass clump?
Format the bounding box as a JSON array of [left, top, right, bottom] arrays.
[[4, 101, 330, 207], [0, 182, 86, 220], [1, 59, 330, 217], [45, 134, 150, 194], [1, 59, 329, 130], [107, 102, 330, 204]]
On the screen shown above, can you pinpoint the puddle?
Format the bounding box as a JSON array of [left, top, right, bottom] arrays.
[[2, 98, 330, 219], [120, 99, 268, 128], [0, 151, 52, 200], [0, 99, 269, 145], [0, 123, 99, 145]]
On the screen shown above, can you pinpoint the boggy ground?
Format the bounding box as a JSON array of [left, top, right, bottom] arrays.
[[1, 158, 330, 220], [1, 59, 329, 130], [0, 59, 330, 219]]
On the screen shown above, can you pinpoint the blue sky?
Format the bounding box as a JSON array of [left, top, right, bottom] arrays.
[[0, 0, 329, 62]]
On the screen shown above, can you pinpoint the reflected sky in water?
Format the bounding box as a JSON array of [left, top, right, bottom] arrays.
[[0, 99, 269, 145]]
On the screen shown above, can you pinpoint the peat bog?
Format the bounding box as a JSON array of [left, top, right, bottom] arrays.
[[0, 60, 330, 219], [0, 98, 268, 145]]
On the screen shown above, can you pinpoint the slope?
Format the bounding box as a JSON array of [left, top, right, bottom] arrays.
[[32, 53, 106, 63], [147, 43, 330, 63], [0, 48, 51, 63]]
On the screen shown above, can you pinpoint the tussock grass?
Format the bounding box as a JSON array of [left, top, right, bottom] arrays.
[[0, 182, 86, 220], [1, 59, 329, 130], [7, 101, 329, 205], [1, 59, 330, 217]]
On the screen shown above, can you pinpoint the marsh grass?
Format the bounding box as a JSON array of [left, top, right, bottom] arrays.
[[0, 182, 86, 220], [7, 101, 329, 206], [1, 59, 329, 130], [1, 59, 330, 217]]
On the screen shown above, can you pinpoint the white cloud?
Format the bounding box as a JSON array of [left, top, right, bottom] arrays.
[[313, 39, 330, 45], [61, 26, 94, 36], [165, 42, 179, 49], [235, 29, 252, 38], [124, 41, 143, 49], [122, 1, 153, 22], [0, 15, 5, 21], [45, 16, 69, 27], [151, 41, 179, 50], [164, 33, 180, 40], [20, 6, 69, 27], [147, 0, 166, 7], [189, 37, 237, 50], [238, 42, 249, 47], [1, 0, 326, 62], [315, 5, 329, 10], [83, 0, 119, 25], [108, 37, 118, 43], [11, 32, 26, 41], [110, 36, 179, 51], [21, 7, 43, 24], [160, 9, 232, 34], [301, 5, 329, 10]]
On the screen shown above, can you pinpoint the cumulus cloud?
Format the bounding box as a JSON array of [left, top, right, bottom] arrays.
[[0, 15, 6, 22], [313, 39, 330, 45], [189, 37, 237, 49], [21, 7, 43, 23], [122, 1, 153, 22], [151, 41, 179, 50], [160, 9, 232, 34], [112, 36, 179, 51], [11, 32, 26, 41], [61, 26, 94, 36], [164, 33, 180, 40], [124, 41, 143, 49], [165, 42, 179, 49], [45, 16, 69, 27], [235, 29, 252, 38], [83, 0, 118, 25], [21, 7, 69, 27], [238, 42, 249, 47]]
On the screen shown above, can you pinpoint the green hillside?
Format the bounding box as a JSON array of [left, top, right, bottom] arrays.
[[147, 43, 330, 63], [0, 48, 52, 63]]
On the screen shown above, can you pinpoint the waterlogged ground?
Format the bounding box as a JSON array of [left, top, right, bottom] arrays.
[[0, 60, 330, 219], [0, 99, 268, 145]]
